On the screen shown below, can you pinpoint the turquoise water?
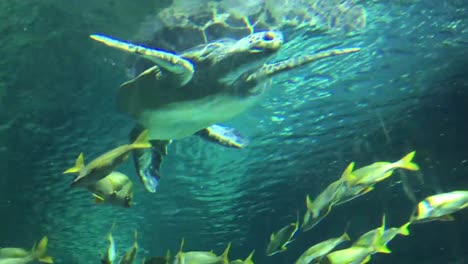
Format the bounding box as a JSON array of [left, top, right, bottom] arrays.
[[0, 0, 467, 263]]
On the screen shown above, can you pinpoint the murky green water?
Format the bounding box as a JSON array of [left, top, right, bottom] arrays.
[[0, 1, 466, 263]]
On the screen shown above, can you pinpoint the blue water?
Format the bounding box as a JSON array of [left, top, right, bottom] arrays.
[[0, 0, 467, 263]]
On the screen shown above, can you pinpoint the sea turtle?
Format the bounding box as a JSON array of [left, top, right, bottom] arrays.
[[90, 30, 360, 193]]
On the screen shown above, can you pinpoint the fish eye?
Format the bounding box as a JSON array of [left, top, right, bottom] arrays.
[[124, 195, 132, 208], [263, 32, 275, 41]]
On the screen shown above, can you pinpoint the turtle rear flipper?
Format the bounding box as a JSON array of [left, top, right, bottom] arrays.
[[195, 124, 249, 148], [130, 126, 171, 193], [90, 34, 194, 85]]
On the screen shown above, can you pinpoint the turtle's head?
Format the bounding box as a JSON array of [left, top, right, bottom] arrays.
[[236, 31, 284, 54]]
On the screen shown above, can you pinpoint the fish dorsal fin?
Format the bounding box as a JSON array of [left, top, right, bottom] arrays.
[[221, 242, 231, 262], [166, 249, 171, 261], [380, 213, 386, 232], [245, 250, 255, 263], [341, 162, 355, 179], [305, 195, 314, 211], [63, 153, 85, 174], [270, 233, 275, 241], [178, 238, 185, 254], [341, 162, 356, 185]]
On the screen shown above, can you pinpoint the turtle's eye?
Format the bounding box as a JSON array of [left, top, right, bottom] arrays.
[[263, 32, 275, 41]]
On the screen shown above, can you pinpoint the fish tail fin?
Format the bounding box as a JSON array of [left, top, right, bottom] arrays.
[[395, 151, 420, 171], [398, 222, 411, 236], [63, 153, 84, 174], [131, 129, 152, 149], [33, 236, 54, 263], [221, 242, 231, 264], [244, 250, 255, 264]]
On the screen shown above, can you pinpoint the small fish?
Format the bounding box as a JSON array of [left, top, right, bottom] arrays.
[[88, 171, 134, 208], [302, 180, 343, 232], [266, 214, 299, 256], [0, 236, 53, 264], [101, 224, 117, 264], [173, 239, 230, 264], [294, 232, 350, 264], [343, 151, 419, 187], [119, 230, 138, 264], [353, 215, 410, 249], [302, 163, 354, 231], [410, 190, 468, 223], [229, 250, 254, 264], [64, 129, 151, 188], [323, 227, 390, 264]]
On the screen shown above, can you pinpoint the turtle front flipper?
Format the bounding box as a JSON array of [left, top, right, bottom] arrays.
[[246, 47, 361, 82], [90, 34, 194, 85], [195, 124, 249, 148], [130, 125, 171, 193]]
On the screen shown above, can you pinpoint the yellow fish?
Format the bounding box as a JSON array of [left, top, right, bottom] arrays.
[[302, 163, 354, 231], [323, 227, 390, 264], [302, 180, 342, 232], [343, 151, 419, 187], [353, 215, 410, 248], [322, 215, 390, 264], [410, 190, 468, 223], [88, 171, 134, 208], [119, 230, 138, 264], [101, 224, 117, 264], [0, 236, 53, 264], [64, 129, 151, 188], [173, 239, 230, 264], [295, 232, 350, 264], [266, 214, 299, 256]]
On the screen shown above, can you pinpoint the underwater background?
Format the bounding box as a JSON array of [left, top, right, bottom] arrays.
[[0, 0, 467, 263]]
